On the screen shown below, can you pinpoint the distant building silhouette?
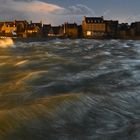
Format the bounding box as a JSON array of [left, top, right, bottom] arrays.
[[0, 21, 16, 37], [105, 20, 118, 38], [130, 22, 140, 37], [63, 22, 78, 38], [42, 24, 51, 37], [51, 26, 63, 37], [1, 16, 140, 39]]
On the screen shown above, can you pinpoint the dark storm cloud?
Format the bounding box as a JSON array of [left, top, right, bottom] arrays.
[[13, 0, 33, 1], [0, 0, 95, 24], [2, 0, 139, 24], [0, 0, 63, 23], [56, 4, 94, 15]]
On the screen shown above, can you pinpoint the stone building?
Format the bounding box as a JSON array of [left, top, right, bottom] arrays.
[[42, 24, 52, 37], [48, 26, 63, 37], [1, 22, 16, 37], [28, 22, 43, 37], [14, 20, 28, 37], [105, 20, 118, 38], [63, 23, 78, 38], [82, 16, 106, 38], [117, 23, 130, 39], [0, 20, 28, 37], [130, 22, 140, 37], [24, 24, 41, 38]]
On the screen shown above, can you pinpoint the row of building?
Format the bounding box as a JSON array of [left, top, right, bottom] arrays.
[[0, 16, 140, 39]]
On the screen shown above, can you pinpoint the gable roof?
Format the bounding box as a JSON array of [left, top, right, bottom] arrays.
[[64, 23, 77, 28], [84, 16, 104, 23]]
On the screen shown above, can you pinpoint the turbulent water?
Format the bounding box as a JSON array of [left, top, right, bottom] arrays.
[[0, 39, 140, 140]]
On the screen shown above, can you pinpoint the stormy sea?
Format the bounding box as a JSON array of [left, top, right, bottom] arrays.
[[0, 38, 140, 140]]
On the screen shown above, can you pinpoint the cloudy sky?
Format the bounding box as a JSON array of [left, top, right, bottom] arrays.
[[0, 0, 140, 25]]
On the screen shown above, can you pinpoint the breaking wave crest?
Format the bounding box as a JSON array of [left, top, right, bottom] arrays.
[[0, 38, 14, 48]]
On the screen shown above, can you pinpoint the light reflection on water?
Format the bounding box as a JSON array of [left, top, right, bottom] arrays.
[[0, 39, 140, 140]]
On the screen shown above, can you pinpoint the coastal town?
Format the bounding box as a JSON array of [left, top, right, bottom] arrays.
[[0, 16, 140, 39]]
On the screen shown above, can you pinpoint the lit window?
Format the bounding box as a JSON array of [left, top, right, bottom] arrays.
[[87, 31, 92, 36]]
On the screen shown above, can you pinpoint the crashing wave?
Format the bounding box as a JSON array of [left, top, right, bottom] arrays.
[[0, 38, 14, 48]]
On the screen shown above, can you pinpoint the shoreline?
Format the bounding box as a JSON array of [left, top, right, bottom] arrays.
[[1, 36, 140, 43]]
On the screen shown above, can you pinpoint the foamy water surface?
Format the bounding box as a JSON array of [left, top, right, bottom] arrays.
[[0, 39, 140, 140]]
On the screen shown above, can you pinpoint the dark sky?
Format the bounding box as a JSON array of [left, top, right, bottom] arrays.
[[43, 0, 140, 20], [0, 0, 140, 25]]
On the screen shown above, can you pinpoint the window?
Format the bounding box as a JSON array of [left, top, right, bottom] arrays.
[[87, 31, 92, 36]]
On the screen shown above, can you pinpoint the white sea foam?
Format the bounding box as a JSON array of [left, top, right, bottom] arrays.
[[16, 70, 48, 85], [123, 43, 130, 48], [0, 38, 14, 48], [15, 60, 28, 66]]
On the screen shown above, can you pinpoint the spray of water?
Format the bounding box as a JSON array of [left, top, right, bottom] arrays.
[[0, 38, 14, 48]]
